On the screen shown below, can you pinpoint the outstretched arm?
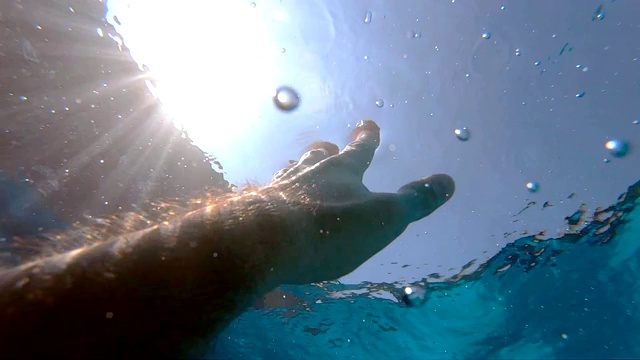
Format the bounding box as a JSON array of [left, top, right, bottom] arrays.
[[0, 120, 455, 359], [0, 192, 302, 359]]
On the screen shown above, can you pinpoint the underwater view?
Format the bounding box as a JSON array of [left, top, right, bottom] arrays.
[[1, 0, 638, 359], [215, 180, 640, 359]]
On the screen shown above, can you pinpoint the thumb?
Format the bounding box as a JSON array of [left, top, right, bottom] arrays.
[[397, 174, 455, 223]]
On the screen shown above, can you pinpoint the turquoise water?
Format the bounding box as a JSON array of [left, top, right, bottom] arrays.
[[213, 180, 640, 359]]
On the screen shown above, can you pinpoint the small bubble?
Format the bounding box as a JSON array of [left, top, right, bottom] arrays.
[[500, 5, 506, 10], [364, 11, 372, 24], [96, 28, 104, 37], [465, 73, 470, 78], [99, 159, 104, 164], [481, 31, 491, 40], [605, 139, 629, 158], [249, 2, 256, 8], [213, 252, 219, 258], [281, 48, 286, 53], [576, 92, 585, 98], [515, 48, 521, 56], [582, 66, 588, 72], [633, 120, 639, 125], [375, 99, 384, 108], [363, 55, 369, 60], [576, 64, 583, 69], [401, 286, 428, 307], [273, 86, 300, 111], [561, 333, 568, 340], [592, 6, 605, 21], [19, 96, 28, 101], [534, 61, 541, 66], [389, 144, 397, 152], [454, 127, 470, 141], [526, 182, 540, 193], [603, 158, 611, 163], [414, 32, 422, 39]]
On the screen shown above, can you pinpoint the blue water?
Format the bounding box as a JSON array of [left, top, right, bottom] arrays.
[[213, 179, 640, 359], [1, 174, 638, 359]]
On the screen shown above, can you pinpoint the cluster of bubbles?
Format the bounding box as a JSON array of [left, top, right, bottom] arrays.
[[271, 1, 633, 196]]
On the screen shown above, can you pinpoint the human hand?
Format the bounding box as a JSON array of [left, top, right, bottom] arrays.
[[263, 120, 455, 284]]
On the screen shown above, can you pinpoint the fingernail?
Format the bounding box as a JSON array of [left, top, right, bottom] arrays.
[[352, 120, 380, 140], [426, 174, 455, 204]]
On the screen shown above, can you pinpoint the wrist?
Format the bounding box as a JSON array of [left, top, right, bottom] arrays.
[[195, 189, 306, 291]]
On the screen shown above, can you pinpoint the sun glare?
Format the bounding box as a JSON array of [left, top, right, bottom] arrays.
[[107, 0, 277, 148]]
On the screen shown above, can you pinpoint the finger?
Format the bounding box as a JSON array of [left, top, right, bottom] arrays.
[[334, 120, 381, 178], [272, 141, 339, 183], [307, 141, 340, 156], [396, 173, 455, 223], [298, 141, 338, 168]]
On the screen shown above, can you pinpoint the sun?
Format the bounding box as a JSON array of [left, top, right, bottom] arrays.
[[106, 0, 278, 148]]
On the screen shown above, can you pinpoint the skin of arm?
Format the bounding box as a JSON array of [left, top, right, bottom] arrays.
[[0, 120, 455, 359]]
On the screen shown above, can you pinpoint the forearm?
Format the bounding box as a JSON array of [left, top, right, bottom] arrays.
[[0, 190, 301, 359]]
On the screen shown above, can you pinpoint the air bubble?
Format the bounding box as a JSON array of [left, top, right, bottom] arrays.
[[592, 6, 605, 21], [401, 286, 428, 307], [481, 32, 491, 40], [249, 2, 256, 8], [454, 127, 470, 141], [534, 61, 541, 66], [633, 120, 639, 125], [375, 99, 384, 108], [576, 92, 585, 98], [526, 182, 540, 193], [605, 139, 629, 158], [364, 11, 372, 24], [273, 86, 300, 111], [515, 48, 522, 56]]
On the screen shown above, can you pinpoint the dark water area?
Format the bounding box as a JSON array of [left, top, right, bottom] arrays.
[[214, 180, 640, 359]]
